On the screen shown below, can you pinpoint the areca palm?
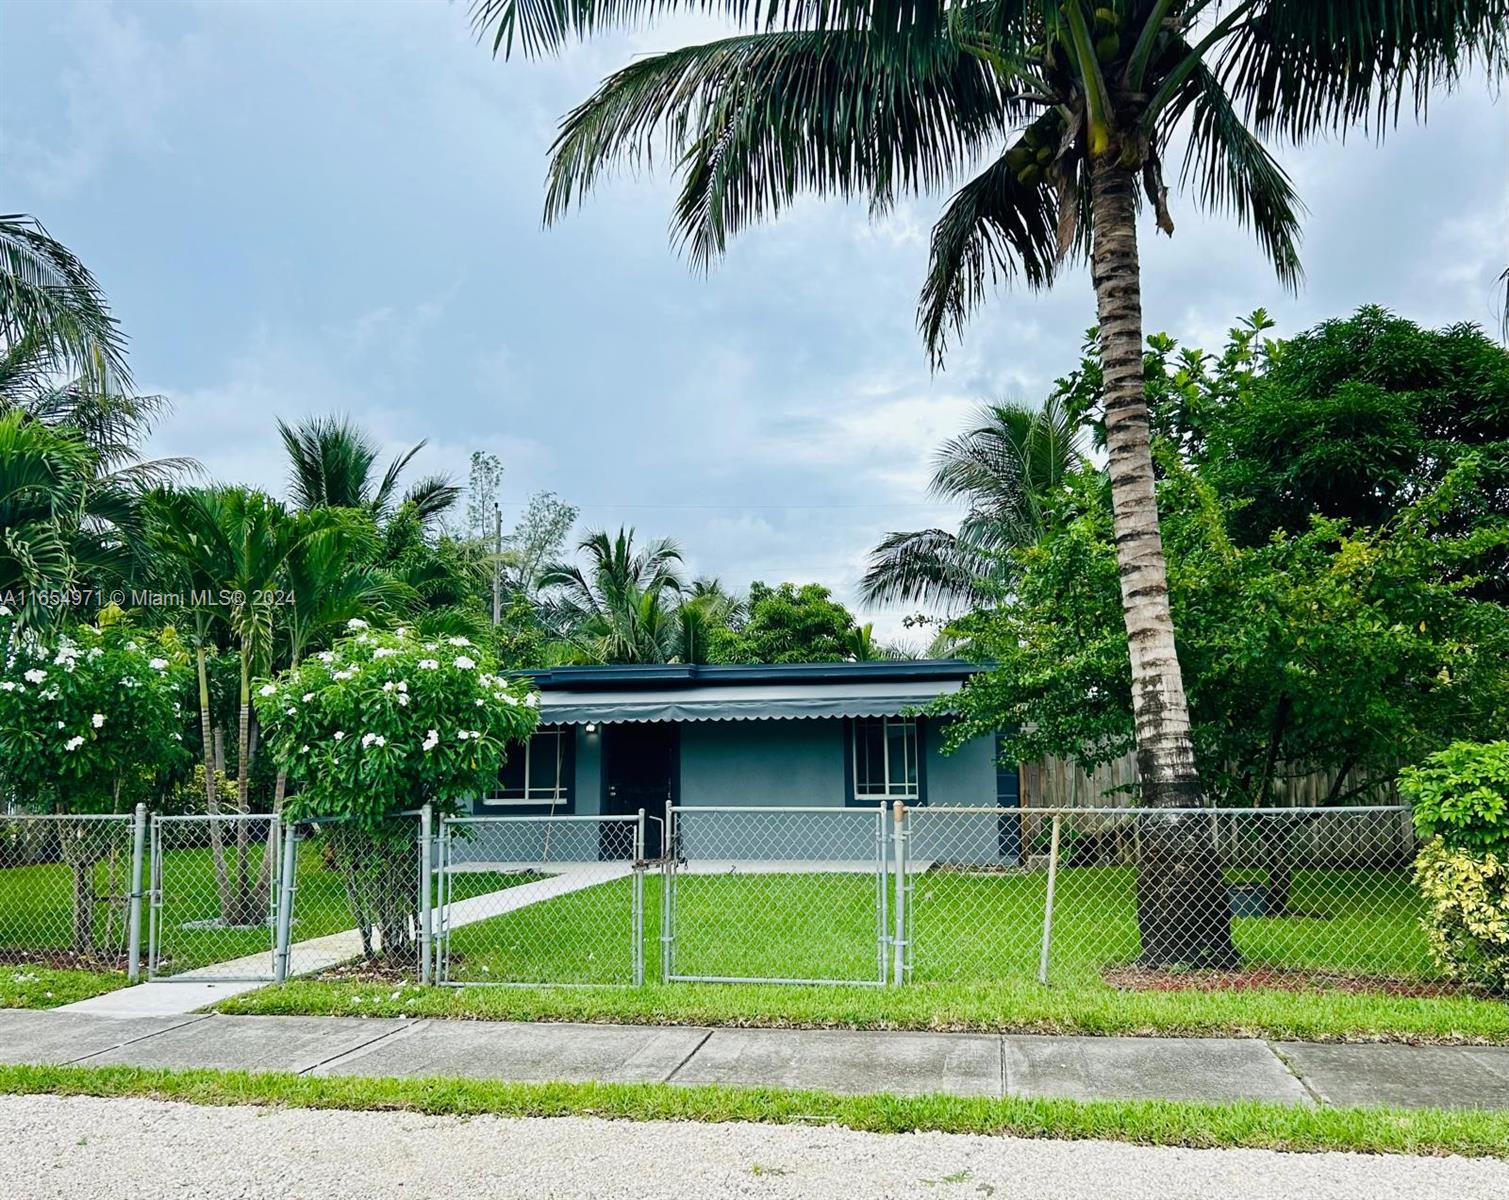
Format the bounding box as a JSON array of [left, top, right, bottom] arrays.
[[476, 0, 1507, 966], [862, 396, 1085, 608], [278, 414, 460, 525]]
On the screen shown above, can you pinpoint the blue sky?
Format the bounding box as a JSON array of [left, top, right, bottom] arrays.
[[2, 1, 1505, 643]]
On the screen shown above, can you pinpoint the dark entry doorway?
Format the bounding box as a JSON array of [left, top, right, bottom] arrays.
[[601, 723, 675, 859]]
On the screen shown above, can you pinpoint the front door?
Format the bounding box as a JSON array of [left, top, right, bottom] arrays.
[[601, 723, 675, 859]]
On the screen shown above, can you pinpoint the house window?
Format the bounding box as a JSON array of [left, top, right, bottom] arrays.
[[485, 727, 570, 806], [851, 717, 919, 802]]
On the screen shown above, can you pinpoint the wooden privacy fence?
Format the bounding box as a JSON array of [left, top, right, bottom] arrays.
[[1020, 754, 1398, 810]]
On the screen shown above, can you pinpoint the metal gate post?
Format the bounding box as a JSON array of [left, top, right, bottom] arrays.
[[660, 801, 674, 982], [1037, 814, 1062, 985], [273, 819, 299, 984], [419, 804, 434, 985], [126, 803, 147, 983], [146, 816, 163, 978], [633, 808, 646, 986], [891, 801, 907, 986]]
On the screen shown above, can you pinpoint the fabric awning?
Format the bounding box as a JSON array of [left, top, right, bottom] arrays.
[[537, 679, 963, 725]]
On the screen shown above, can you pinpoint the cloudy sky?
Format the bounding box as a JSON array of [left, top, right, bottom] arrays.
[[3, 1, 1505, 643]]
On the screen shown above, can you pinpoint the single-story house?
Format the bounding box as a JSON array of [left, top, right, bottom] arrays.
[[466, 660, 1020, 863]]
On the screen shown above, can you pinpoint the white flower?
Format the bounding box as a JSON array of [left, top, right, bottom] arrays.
[[333, 731, 345, 741], [395, 627, 408, 638], [299, 744, 310, 754], [125, 641, 139, 651], [453, 655, 476, 671], [474, 698, 484, 706], [259, 683, 278, 697], [41, 687, 58, 701], [347, 618, 369, 630], [56, 721, 65, 729], [148, 658, 169, 671], [499, 693, 517, 706], [286, 707, 297, 716], [446, 636, 472, 647], [360, 732, 386, 749], [64, 736, 84, 752], [91, 713, 105, 729], [334, 670, 353, 681], [524, 693, 539, 709], [395, 681, 407, 693], [372, 647, 398, 659], [456, 730, 470, 741], [23, 669, 46, 684], [421, 729, 439, 752], [383, 681, 395, 692], [86, 647, 102, 660], [302, 693, 314, 703], [0, 682, 15, 692], [397, 694, 409, 707], [0, 604, 9, 616], [317, 651, 335, 664], [417, 659, 439, 671]]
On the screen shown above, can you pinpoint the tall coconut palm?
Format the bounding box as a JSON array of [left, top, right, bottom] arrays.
[[278, 414, 460, 526], [863, 396, 1085, 609], [541, 527, 688, 663], [474, 0, 1507, 967]]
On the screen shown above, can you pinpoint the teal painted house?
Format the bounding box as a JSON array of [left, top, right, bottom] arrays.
[[470, 661, 1019, 861]]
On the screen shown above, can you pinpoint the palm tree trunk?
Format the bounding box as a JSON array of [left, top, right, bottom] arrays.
[[196, 647, 234, 923], [1089, 159, 1237, 969]]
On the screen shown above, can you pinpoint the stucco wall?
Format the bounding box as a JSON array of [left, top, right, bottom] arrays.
[[679, 718, 848, 807]]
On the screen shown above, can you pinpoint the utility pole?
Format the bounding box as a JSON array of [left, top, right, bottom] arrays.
[[492, 502, 502, 626]]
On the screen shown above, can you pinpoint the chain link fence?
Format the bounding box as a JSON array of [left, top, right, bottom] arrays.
[[899, 805, 1433, 987], [665, 806, 890, 986], [1, 812, 144, 975], [437, 814, 645, 987], [148, 814, 280, 981]]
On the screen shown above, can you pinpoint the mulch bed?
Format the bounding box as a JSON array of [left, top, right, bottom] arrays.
[[1101, 964, 1469, 998], [309, 960, 422, 986]]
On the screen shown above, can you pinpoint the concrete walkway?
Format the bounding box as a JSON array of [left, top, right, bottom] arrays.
[[3, 1009, 1506, 1110], [58, 865, 632, 1019]]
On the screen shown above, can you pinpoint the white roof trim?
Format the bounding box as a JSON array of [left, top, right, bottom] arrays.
[[538, 679, 962, 724]]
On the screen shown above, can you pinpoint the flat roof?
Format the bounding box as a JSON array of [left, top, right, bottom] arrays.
[[525, 659, 983, 693]]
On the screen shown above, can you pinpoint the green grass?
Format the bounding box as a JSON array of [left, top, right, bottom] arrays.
[[0, 844, 525, 977], [443, 867, 1436, 990], [1, 1063, 1503, 1157], [217, 977, 1509, 1044], [0, 966, 129, 1009]]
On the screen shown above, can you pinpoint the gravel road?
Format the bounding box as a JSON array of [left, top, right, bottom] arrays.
[[3, 1094, 1505, 1200]]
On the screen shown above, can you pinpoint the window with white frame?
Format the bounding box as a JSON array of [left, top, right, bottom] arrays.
[[486, 726, 570, 805], [850, 717, 919, 801]]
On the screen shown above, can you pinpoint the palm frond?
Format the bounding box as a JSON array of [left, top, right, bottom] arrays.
[[401, 472, 462, 524], [547, 31, 1016, 269], [0, 214, 130, 391], [917, 145, 1064, 366]]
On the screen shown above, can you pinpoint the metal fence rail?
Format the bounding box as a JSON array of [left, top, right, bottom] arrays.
[[0, 810, 144, 978], [899, 804, 1430, 986], [666, 805, 890, 987], [148, 814, 281, 982], [436, 813, 644, 988]]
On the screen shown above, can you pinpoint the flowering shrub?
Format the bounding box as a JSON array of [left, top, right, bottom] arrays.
[[253, 622, 540, 827], [1401, 743, 1509, 992], [0, 610, 192, 955], [252, 622, 539, 963], [0, 612, 192, 814]]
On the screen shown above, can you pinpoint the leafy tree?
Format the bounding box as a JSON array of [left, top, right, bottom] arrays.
[[254, 624, 539, 961], [500, 490, 579, 600], [0, 613, 190, 953], [463, 450, 506, 543], [278, 414, 459, 526], [477, 0, 1508, 966], [863, 396, 1085, 609], [710, 581, 858, 665]]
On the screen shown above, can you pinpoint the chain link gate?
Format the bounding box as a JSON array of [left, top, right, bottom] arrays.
[[147, 814, 282, 981], [664, 805, 890, 986], [435, 813, 645, 987]]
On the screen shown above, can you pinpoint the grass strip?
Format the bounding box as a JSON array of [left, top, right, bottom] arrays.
[[0, 1062, 1503, 1158], [1, 967, 128, 1009], [215, 979, 1509, 1045]]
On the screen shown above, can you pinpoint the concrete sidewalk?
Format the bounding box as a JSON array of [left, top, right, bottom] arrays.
[[2, 1009, 1506, 1110]]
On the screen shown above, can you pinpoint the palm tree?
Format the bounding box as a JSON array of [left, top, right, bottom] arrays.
[[862, 396, 1084, 609], [540, 527, 688, 663], [678, 577, 745, 664], [0, 214, 129, 393], [278, 414, 460, 526], [475, 0, 1506, 967]]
